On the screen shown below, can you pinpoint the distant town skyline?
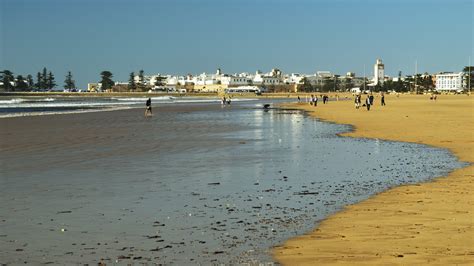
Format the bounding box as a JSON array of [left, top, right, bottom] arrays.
[[1, 0, 473, 89]]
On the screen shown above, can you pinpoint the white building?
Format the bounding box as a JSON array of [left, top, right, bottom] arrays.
[[253, 70, 281, 85], [435, 72, 464, 92], [220, 75, 252, 86], [373, 59, 384, 85], [316, 71, 333, 78], [285, 73, 304, 84]]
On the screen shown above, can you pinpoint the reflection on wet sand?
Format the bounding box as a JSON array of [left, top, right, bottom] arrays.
[[0, 102, 464, 264]]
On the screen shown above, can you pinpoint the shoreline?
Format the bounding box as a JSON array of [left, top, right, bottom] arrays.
[[0, 91, 352, 99], [273, 94, 474, 264]]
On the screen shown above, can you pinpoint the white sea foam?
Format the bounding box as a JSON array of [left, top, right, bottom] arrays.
[[0, 98, 26, 104], [0, 97, 56, 104], [0, 101, 141, 108], [41, 98, 56, 102], [0, 106, 132, 119]]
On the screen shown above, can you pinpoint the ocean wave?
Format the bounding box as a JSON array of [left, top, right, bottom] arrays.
[[0, 98, 26, 104], [41, 98, 56, 102], [0, 106, 132, 119], [0, 97, 56, 104], [0, 101, 135, 108]]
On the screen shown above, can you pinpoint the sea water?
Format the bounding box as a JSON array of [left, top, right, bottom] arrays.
[[0, 99, 465, 264], [0, 95, 254, 118]]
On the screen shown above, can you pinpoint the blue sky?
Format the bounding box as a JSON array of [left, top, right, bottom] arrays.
[[1, 0, 473, 89]]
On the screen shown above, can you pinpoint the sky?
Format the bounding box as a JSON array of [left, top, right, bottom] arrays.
[[1, 0, 473, 89]]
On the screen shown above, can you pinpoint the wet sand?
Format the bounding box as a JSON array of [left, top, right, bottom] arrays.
[[0, 99, 465, 264], [273, 94, 474, 264]]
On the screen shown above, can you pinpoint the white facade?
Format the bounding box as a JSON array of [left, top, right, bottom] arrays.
[[220, 76, 252, 86], [194, 73, 218, 85], [253, 74, 281, 85], [316, 71, 333, 78], [435, 72, 464, 92], [285, 73, 304, 84], [373, 59, 384, 85]]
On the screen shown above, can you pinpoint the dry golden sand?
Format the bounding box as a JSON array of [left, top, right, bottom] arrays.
[[273, 94, 474, 265]]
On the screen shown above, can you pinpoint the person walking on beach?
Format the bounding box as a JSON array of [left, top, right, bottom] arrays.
[[297, 95, 301, 102], [381, 93, 386, 106], [145, 98, 152, 117], [222, 96, 226, 105], [366, 96, 371, 111], [355, 94, 361, 109], [369, 94, 374, 106]]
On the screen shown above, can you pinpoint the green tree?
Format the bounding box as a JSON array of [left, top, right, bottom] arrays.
[[404, 75, 415, 93], [421, 74, 434, 91], [46, 71, 56, 90], [15, 75, 29, 91], [35, 72, 43, 90], [1, 70, 15, 91], [128, 72, 136, 91], [373, 83, 382, 92], [137, 69, 145, 90], [382, 80, 394, 92], [64, 71, 76, 91], [299, 77, 313, 92], [414, 74, 423, 93], [343, 77, 353, 92], [100, 71, 114, 91], [26, 74, 34, 89], [42, 67, 48, 89], [322, 77, 334, 92], [396, 71, 404, 92], [333, 75, 340, 91]]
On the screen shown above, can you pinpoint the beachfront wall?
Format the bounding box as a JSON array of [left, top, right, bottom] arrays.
[[435, 72, 464, 92], [193, 84, 227, 93], [87, 83, 101, 92], [264, 84, 297, 93]]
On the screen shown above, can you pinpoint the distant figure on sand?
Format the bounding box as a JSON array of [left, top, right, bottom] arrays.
[[323, 95, 328, 104], [297, 96, 301, 102], [369, 94, 374, 105], [381, 93, 386, 106], [222, 96, 226, 105], [366, 96, 371, 111], [355, 94, 361, 109], [311, 95, 318, 106], [145, 98, 152, 117]]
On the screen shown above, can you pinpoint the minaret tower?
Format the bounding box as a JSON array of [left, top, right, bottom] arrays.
[[374, 59, 384, 85]]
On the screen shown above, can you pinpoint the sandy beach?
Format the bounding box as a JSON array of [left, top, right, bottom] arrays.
[[273, 94, 474, 264]]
